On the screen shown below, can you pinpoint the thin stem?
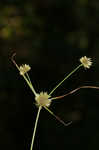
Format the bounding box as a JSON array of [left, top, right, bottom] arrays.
[[11, 55, 37, 96], [30, 106, 42, 150], [23, 75, 37, 96], [26, 73, 33, 85], [44, 106, 72, 126], [49, 64, 83, 95], [51, 86, 99, 100]]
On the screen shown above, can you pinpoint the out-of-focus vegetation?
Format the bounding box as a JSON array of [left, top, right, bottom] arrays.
[[0, 0, 99, 150]]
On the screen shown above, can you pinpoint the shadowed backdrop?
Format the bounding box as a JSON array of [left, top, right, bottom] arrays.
[[0, 0, 99, 150]]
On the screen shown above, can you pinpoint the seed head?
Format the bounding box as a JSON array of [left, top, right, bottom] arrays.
[[80, 56, 92, 69], [19, 64, 31, 75], [35, 92, 51, 107]]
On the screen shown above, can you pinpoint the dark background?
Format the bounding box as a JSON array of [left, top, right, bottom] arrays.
[[0, 0, 99, 150]]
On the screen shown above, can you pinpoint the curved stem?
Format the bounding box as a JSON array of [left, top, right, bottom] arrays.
[[44, 106, 72, 126], [30, 106, 42, 150], [51, 86, 99, 100], [49, 64, 82, 96]]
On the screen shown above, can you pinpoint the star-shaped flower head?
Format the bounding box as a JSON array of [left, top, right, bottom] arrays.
[[35, 92, 51, 107], [80, 56, 92, 69]]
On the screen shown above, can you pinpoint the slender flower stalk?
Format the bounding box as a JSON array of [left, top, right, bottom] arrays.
[[49, 64, 83, 95], [49, 56, 92, 96], [23, 75, 37, 96], [11, 54, 37, 96], [44, 106, 72, 126], [30, 106, 42, 150], [51, 86, 99, 100]]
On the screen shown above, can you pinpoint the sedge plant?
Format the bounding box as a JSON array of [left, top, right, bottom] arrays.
[[11, 54, 99, 150]]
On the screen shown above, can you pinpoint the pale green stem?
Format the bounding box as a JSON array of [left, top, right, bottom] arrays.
[[26, 73, 33, 86], [30, 106, 42, 150], [44, 106, 72, 126], [49, 64, 83, 95], [12, 59, 37, 96], [23, 75, 37, 96]]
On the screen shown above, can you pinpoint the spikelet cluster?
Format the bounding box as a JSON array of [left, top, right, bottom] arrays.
[[80, 56, 92, 69], [35, 92, 51, 107], [19, 64, 31, 75]]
